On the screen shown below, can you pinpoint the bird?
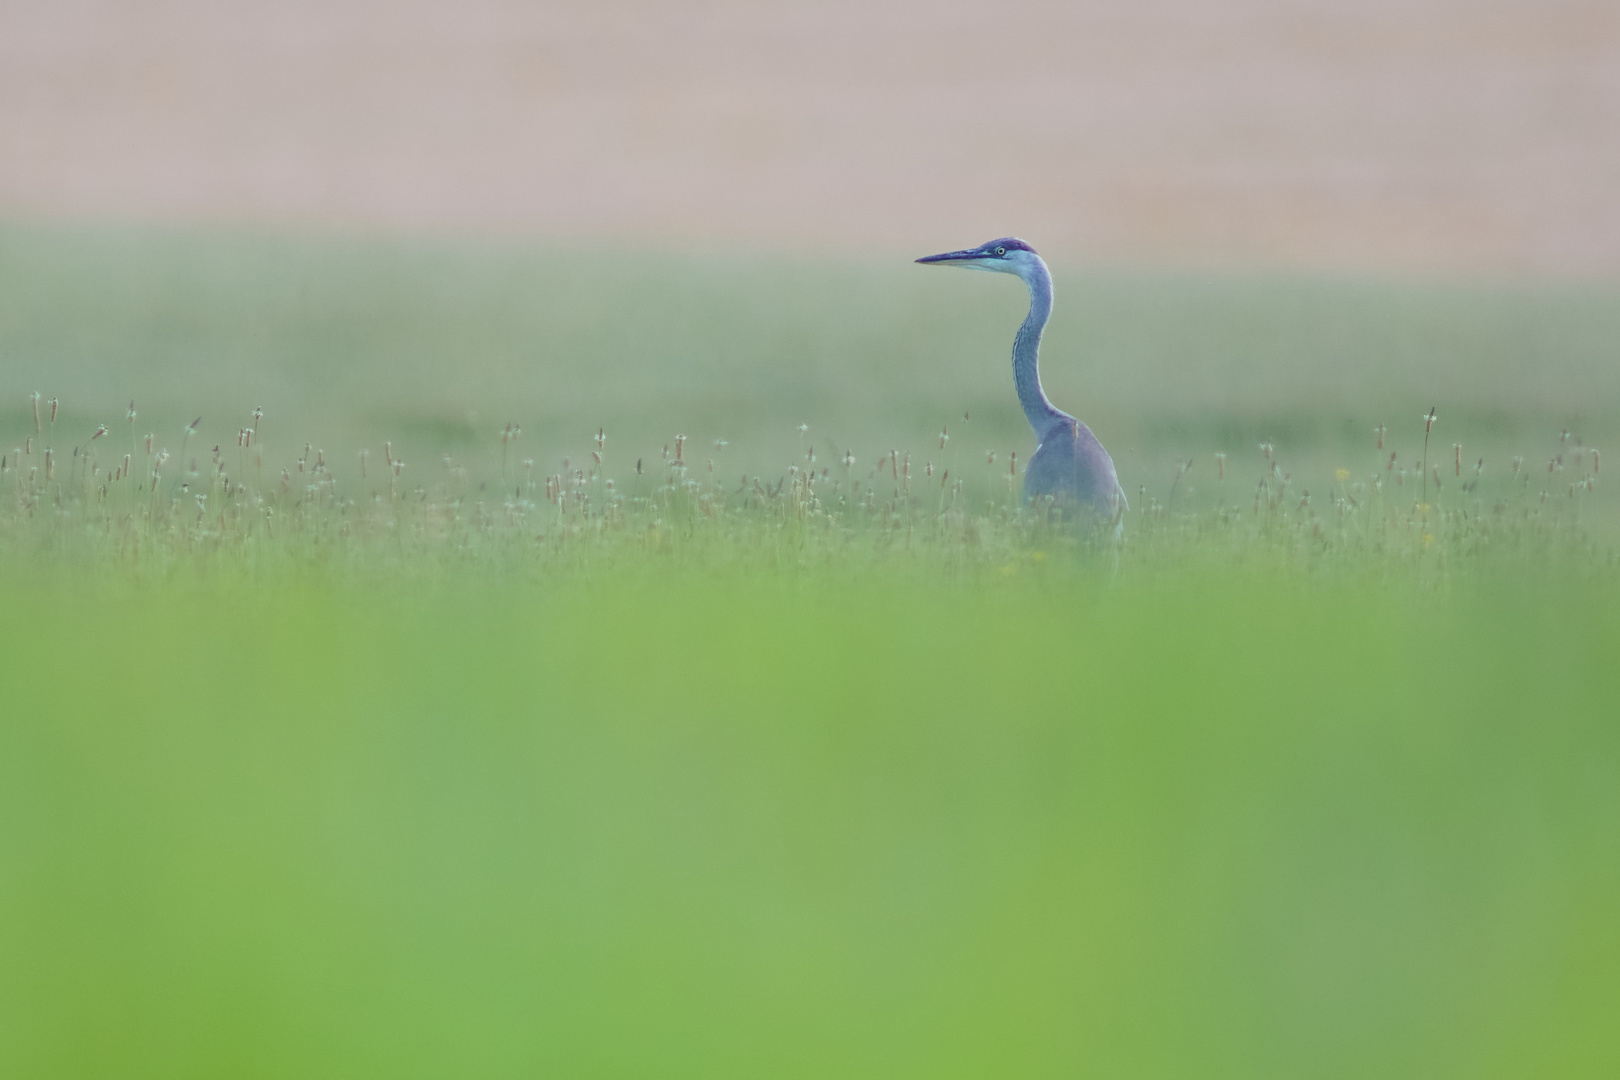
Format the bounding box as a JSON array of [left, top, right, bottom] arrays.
[[916, 237, 1125, 526]]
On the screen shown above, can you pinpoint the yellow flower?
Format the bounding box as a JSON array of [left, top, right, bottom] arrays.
[[1423, 533, 1434, 546], [1335, 468, 1350, 482]]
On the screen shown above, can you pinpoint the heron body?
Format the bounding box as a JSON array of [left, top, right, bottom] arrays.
[[917, 238, 1125, 524]]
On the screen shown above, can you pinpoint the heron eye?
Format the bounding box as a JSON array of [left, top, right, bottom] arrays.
[[995, 246, 1006, 256]]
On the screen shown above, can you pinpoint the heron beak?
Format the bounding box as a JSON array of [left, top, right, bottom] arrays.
[[915, 247, 986, 266]]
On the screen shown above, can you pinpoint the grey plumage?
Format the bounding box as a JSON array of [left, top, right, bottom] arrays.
[[916, 237, 1125, 525]]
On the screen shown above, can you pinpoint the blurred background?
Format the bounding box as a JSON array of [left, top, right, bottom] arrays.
[[4, 0, 1618, 272], [3, 0, 1618, 503]]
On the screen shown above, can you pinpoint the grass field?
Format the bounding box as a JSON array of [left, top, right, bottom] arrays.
[[2, 222, 1618, 1077]]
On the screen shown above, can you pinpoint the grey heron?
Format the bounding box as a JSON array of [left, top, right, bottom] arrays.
[[917, 238, 1125, 525]]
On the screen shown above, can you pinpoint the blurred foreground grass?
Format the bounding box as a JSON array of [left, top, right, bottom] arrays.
[[3, 569, 1618, 1078], [2, 222, 1618, 1076]]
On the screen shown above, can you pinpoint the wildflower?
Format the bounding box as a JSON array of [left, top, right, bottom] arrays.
[[1335, 468, 1350, 483]]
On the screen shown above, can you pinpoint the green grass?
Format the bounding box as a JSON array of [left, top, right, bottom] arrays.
[[2, 221, 1618, 1077], [3, 570, 1618, 1078], [3, 221, 1617, 500]]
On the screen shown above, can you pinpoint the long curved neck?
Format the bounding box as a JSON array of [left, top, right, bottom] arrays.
[[1012, 256, 1066, 434]]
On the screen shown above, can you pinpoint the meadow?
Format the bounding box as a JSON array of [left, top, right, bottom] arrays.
[[2, 222, 1618, 1077]]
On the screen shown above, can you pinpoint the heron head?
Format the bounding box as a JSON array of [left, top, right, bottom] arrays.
[[915, 237, 1039, 276]]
